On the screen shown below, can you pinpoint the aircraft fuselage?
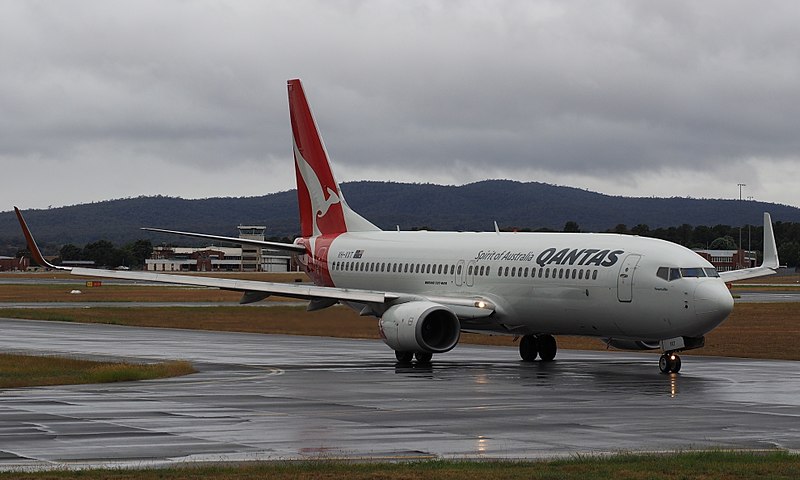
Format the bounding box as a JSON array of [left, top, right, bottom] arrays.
[[298, 230, 734, 342]]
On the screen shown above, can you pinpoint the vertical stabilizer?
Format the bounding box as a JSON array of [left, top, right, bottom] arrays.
[[288, 79, 379, 237]]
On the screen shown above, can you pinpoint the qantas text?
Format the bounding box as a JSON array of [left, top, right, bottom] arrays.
[[475, 248, 625, 268]]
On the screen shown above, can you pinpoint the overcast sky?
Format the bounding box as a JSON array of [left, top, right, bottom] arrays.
[[2, 1, 799, 213]]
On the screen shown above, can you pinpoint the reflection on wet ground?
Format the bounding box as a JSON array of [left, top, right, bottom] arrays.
[[0, 317, 797, 470]]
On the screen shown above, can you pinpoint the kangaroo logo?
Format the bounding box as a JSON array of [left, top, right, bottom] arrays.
[[317, 187, 340, 219], [294, 143, 343, 236]]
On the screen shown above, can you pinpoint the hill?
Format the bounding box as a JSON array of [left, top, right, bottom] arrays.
[[2, 180, 800, 254]]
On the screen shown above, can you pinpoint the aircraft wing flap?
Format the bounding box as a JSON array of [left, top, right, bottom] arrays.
[[70, 267, 395, 304]]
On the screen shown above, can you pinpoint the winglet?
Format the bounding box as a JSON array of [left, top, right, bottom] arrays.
[[761, 212, 779, 269], [14, 207, 70, 271]]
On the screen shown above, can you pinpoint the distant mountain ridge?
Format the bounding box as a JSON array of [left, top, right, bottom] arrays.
[[2, 180, 799, 251]]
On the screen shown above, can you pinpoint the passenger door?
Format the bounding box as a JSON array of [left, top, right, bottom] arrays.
[[617, 254, 641, 302], [455, 260, 465, 286]]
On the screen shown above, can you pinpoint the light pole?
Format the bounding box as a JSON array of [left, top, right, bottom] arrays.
[[737, 183, 746, 268]]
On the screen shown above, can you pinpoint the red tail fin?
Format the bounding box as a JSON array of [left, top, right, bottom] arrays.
[[288, 79, 378, 237]]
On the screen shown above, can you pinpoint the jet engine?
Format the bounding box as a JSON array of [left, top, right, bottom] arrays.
[[379, 301, 460, 353], [604, 339, 661, 351]]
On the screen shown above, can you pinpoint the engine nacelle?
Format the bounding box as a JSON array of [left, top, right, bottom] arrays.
[[604, 338, 661, 351], [378, 301, 460, 353]]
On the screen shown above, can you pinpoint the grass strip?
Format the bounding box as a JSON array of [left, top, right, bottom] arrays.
[[0, 451, 797, 479], [0, 354, 195, 388]]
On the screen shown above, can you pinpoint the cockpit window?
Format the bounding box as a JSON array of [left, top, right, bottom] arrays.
[[669, 268, 681, 281], [680, 267, 706, 278], [703, 267, 720, 278], [656, 267, 669, 281], [659, 267, 718, 281]]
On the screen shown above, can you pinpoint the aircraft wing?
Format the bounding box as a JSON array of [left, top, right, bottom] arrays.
[[69, 266, 396, 304], [719, 212, 780, 283], [141, 227, 306, 253], [14, 207, 495, 319]]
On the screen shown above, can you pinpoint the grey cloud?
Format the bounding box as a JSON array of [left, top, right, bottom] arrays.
[[1, 1, 799, 210]]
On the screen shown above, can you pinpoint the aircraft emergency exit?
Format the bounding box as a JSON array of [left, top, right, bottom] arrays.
[[15, 79, 781, 373]]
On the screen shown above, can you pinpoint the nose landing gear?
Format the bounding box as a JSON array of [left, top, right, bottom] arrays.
[[659, 352, 682, 374], [519, 334, 558, 362]]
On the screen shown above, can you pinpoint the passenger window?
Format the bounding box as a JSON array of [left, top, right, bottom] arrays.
[[457, 264, 462, 275], [486, 266, 491, 276], [545, 268, 550, 278], [656, 267, 669, 281], [592, 270, 598, 280], [511, 267, 516, 277], [468, 265, 473, 275], [479, 265, 485, 276], [504, 266, 509, 277], [531, 268, 536, 278], [538, 268, 543, 278], [572, 269, 577, 279], [559, 269, 564, 279], [578, 269, 584, 280], [438, 264, 443, 275], [523, 267, 529, 277]]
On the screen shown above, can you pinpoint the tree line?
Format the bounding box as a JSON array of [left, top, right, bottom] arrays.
[[9, 221, 800, 269], [559, 220, 800, 267], [56, 239, 154, 269]]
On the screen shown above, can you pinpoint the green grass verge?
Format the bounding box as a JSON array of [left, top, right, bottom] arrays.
[[0, 354, 196, 388], [0, 452, 797, 479]]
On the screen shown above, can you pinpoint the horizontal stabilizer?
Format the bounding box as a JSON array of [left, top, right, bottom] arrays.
[[142, 227, 306, 254]]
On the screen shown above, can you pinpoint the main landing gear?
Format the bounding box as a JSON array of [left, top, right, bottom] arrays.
[[395, 351, 433, 364], [659, 352, 682, 374], [519, 334, 557, 362]]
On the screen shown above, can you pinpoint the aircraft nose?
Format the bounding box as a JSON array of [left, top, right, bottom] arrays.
[[694, 281, 734, 330]]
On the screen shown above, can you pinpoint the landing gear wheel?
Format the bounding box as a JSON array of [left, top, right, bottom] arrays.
[[519, 335, 538, 362], [414, 352, 433, 364], [671, 355, 682, 373], [658, 354, 670, 373], [537, 334, 558, 361], [395, 351, 414, 364], [659, 353, 682, 373]]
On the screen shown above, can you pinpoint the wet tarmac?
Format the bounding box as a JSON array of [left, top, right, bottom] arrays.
[[0, 318, 798, 471]]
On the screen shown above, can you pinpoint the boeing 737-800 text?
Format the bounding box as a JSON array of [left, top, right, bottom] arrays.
[[15, 79, 780, 373]]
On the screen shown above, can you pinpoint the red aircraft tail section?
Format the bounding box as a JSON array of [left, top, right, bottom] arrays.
[[288, 79, 378, 238]]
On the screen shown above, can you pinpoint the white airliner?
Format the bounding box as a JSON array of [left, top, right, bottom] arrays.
[[15, 79, 780, 373]]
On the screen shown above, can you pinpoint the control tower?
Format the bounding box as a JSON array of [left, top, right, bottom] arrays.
[[238, 225, 266, 271]]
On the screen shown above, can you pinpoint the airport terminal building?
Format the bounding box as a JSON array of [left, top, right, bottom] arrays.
[[0, 256, 29, 271], [145, 225, 295, 273], [693, 249, 757, 272]]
